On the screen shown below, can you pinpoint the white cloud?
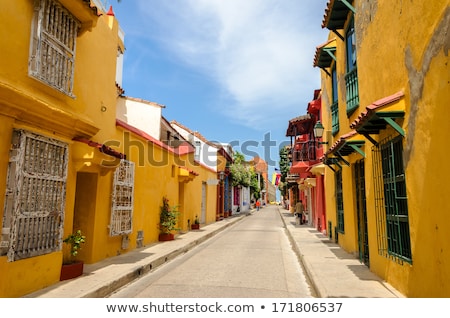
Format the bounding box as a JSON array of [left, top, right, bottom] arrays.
[[136, 0, 329, 128]]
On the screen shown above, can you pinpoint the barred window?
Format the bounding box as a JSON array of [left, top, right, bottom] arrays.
[[1, 130, 68, 261], [335, 169, 345, 233], [373, 135, 412, 263], [110, 160, 135, 236], [29, 0, 79, 96]]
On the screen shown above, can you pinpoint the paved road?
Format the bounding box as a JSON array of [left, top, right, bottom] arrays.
[[109, 205, 314, 298]]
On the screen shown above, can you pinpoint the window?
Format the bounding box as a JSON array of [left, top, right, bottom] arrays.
[[1, 130, 68, 261], [345, 18, 359, 114], [331, 66, 339, 135], [336, 169, 344, 233], [29, 0, 79, 96], [332, 66, 338, 103], [354, 159, 369, 266], [346, 21, 357, 72], [373, 135, 412, 263], [110, 160, 135, 236]]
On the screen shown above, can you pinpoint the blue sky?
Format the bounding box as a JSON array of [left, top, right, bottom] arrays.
[[111, 0, 330, 171]]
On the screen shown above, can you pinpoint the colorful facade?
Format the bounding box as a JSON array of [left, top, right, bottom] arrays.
[[285, 90, 326, 232], [251, 157, 269, 205], [0, 1, 225, 297], [170, 121, 234, 221], [0, 0, 118, 296], [315, 0, 450, 297]]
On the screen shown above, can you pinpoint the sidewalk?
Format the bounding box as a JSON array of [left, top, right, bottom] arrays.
[[279, 209, 404, 298], [25, 207, 404, 298]]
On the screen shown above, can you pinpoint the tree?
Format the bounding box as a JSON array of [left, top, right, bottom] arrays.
[[249, 168, 260, 199], [229, 151, 250, 187], [278, 146, 291, 198]]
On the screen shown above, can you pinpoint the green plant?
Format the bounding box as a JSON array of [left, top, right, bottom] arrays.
[[194, 215, 200, 224], [63, 230, 85, 264], [159, 197, 180, 234]]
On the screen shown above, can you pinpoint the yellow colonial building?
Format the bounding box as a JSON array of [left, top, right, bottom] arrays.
[[0, 0, 220, 297], [315, 0, 450, 297], [0, 0, 119, 297]]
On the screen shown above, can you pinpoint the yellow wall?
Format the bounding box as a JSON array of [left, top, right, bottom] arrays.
[[72, 126, 218, 264], [0, 1, 220, 298], [356, 1, 450, 297], [0, 1, 119, 296], [320, 1, 450, 297], [320, 31, 361, 254]]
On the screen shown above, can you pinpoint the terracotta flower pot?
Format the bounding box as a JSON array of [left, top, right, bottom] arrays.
[[191, 224, 200, 230], [60, 261, 84, 281], [158, 233, 174, 241]]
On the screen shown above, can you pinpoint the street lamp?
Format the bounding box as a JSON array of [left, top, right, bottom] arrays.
[[313, 120, 328, 145]]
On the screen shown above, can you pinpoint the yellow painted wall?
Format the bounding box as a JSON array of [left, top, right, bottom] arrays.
[[320, 1, 450, 297], [0, 1, 220, 298], [320, 30, 360, 254], [355, 0, 450, 297], [0, 0, 119, 297]]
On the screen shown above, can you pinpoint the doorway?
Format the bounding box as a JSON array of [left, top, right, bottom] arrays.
[[73, 172, 98, 263]]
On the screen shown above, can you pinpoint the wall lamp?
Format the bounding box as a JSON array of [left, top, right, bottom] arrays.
[[219, 170, 225, 182], [313, 120, 328, 145]]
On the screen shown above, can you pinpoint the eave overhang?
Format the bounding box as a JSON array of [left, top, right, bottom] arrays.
[[286, 114, 314, 137], [350, 91, 406, 145], [322, 130, 365, 172], [290, 161, 310, 175], [322, 0, 355, 30], [59, 0, 101, 32], [326, 130, 365, 158], [178, 166, 199, 183], [313, 39, 337, 72]]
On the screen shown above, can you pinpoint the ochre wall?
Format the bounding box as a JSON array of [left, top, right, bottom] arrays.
[[321, 0, 450, 297]]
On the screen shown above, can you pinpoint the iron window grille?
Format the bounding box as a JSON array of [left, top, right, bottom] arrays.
[[1, 129, 68, 261], [109, 159, 135, 236], [372, 135, 412, 263], [28, 0, 79, 96], [336, 169, 345, 233], [354, 159, 369, 266]]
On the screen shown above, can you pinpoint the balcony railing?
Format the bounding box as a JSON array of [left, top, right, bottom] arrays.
[[292, 140, 317, 162], [331, 101, 339, 136], [345, 67, 359, 114]]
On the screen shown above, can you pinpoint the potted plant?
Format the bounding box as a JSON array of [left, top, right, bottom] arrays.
[[158, 197, 179, 241], [60, 230, 86, 281], [191, 215, 200, 230]]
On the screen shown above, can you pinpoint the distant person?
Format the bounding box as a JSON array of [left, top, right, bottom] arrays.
[[295, 200, 305, 225], [256, 199, 261, 211]]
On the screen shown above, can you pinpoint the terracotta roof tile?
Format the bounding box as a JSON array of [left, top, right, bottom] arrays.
[[350, 91, 405, 131]]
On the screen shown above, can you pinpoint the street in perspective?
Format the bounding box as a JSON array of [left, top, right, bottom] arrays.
[[108, 204, 314, 298], [1, 2, 450, 312]]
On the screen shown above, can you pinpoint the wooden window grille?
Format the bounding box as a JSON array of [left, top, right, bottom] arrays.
[[1, 130, 68, 261], [28, 0, 79, 96], [372, 135, 412, 263], [109, 160, 135, 236]]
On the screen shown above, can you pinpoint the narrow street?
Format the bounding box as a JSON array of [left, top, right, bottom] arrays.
[[109, 205, 315, 298]]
